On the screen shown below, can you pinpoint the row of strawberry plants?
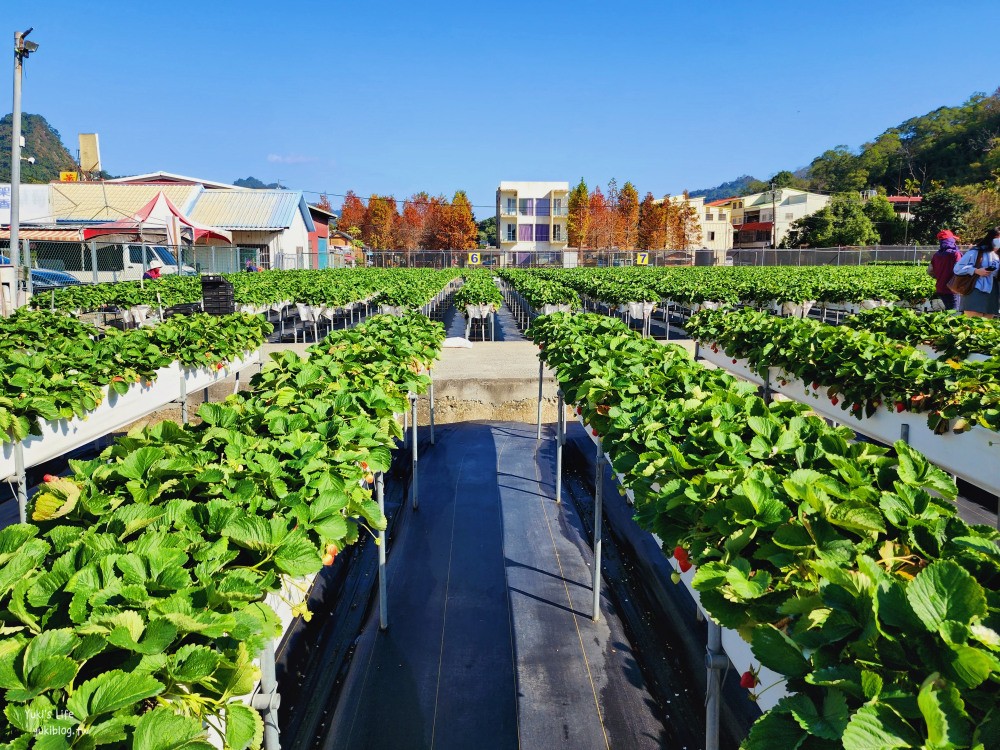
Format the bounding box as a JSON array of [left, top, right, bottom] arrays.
[[35, 269, 462, 314], [844, 307, 1000, 359], [521, 266, 935, 305], [453, 270, 503, 313], [0, 311, 272, 444], [0, 312, 445, 748], [685, 308, 1000, 434], [496, 269, 578, 308], [528, 312, 1000, 749]]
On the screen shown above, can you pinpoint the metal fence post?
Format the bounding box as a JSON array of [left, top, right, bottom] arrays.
[[90, 241, 99, 284], [536, 359, 544, 440], [251, 639, 281, 750], [705, 620, 724, 750], [14, 443, 27, 523], [22, 239, 32, 299]]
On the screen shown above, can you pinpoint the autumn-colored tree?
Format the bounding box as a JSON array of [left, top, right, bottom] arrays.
[[447, 191, 479, 250], [606, 178, 625, 248], [338, 190, 367, 235], [421, 195, 450, 250], [568, 178, 590, 248], [637, 192, 666, 250], [394, 193, 430, 251], [663, 198, 682, 249], [315, 193, 333, 212], [677, 192, 703, 250], [587, 187, 611, 248], [618, 181, 640, 249], [362, 195, 398, 249]]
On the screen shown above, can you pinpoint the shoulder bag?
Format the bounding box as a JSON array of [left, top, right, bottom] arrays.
[[947, 249, 984, 296]]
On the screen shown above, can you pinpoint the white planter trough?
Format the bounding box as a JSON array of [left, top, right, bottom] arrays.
[[0, 351, 262, 482], [697, 346, 768, 388]]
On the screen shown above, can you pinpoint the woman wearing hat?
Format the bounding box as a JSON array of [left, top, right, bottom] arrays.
[[952, 227, 1000, 318], [142, 259, 164, 280], [928, 229, 962, 310]]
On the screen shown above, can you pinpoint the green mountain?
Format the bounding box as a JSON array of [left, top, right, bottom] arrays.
[[233, 176, 283, 189], [0, 113, 79, 183], [688, 175, 757, 201]]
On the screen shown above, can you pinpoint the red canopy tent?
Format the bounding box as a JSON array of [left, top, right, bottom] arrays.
[[82, 191, 232, 244]]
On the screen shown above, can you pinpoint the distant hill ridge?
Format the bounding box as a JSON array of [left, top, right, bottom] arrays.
[[0, 113, 78, 183]]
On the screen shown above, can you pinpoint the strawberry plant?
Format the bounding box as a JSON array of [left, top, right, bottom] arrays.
[[454, 270, 503, 314], [0, 313, 444, 748], [528, 312, 1000, 750], [686, 307, 1000, 434]]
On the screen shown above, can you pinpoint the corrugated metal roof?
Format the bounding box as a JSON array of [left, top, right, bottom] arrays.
[[188, 190, 314, 231], [49, 183, 202, 221]]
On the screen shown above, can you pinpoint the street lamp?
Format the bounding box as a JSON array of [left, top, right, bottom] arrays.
[[10, 27, 38, 308]]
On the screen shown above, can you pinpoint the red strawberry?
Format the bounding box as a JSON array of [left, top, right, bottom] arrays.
[[673, 546, 685, 559], [852, 403, 860, 412], [360, 461, 369, 471], [732, 359, 738, 364], [591, 429, 598, 437], [678, 559, 692, 573], [812, 381, 821, 390], [216, 363, 224, 371], [831, 397, 839, 406], [740, 671, 758, 689], [42, 474, 57, 483], [577, 406, 582, 415], [895, 402, 906, 413]]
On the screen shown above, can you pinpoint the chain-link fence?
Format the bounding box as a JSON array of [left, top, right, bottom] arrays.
[[728, 245, 939, 266]]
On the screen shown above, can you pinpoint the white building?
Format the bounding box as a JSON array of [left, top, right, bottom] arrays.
[[496, 181, 570, 263], [715, 188, 831, 249]]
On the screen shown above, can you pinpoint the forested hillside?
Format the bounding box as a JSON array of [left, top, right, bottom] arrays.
[[0, 113, 78, 183]]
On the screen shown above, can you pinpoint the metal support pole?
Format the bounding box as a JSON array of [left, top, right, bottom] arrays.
[[90, 241, 99, 285], [251, 639, 281, 750], [555, 390, 564, 503], [593, 435, 603, 622], [705, 620, 724, 750], [429, 373, 435, 445], [536, 359, 544, 440], [179, 375, 188, 424], [410, 392, 419, 511], [22, 240, 31, 299], [377, 471, 388, 630], [14, 443, 27, 523]]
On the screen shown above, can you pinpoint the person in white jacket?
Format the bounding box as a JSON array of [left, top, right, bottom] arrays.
[[953, 227, 1000, 317]]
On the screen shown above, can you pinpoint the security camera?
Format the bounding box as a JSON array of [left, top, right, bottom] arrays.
[[27, 157, 35, 165]]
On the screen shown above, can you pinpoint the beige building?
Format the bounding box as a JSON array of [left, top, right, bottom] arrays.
[[496, 181, 570, 263]]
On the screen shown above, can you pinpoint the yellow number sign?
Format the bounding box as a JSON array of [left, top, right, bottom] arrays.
[[468, 252, 482, 266], [636, 252, 649, 266]]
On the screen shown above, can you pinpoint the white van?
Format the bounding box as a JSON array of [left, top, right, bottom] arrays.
[[36, 243, 197, 283]]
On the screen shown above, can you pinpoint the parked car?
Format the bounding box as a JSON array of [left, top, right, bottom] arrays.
[[21, 243, 197, 283], [0, 256, 84, 291]]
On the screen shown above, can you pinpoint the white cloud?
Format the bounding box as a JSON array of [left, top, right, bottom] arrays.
[[267, 153, 317, 164]]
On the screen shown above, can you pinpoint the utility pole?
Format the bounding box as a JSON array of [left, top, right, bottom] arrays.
[[10, 28, 38, 309], [770, 182, 777, 250]]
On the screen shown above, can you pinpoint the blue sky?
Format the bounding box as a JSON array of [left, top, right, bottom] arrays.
[[8, 1, 998, 218]]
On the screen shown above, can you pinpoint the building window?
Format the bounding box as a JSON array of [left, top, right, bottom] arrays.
[[553, 225, 562, 241], [518, 224, 533, 241], [535, 198, 550, 216], [506, 198, 516, 214], [506, 224, 516, 242], [535, 224, 550, 242], [718, 211, 726, 220], [785, 213, 794, 220], [755, 230, 771, 242], [708, 231, 715, 241], [553, 198, 563, 215], [705, 213, 714, 221], [519, 198, 534, 216]]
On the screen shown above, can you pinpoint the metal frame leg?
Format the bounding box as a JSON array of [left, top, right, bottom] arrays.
[[705, 621, 724, 750], [536, 359, 543, 440], [14, 443, 27, 523], [377, 472, 388, 630], [593, 436, 603, 621], [251, 639, 281, 750], [410, 393, 419, 510], [179, 376, 188, 424], [429, 373, 435, 445], [555, 390, 564, 503]]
